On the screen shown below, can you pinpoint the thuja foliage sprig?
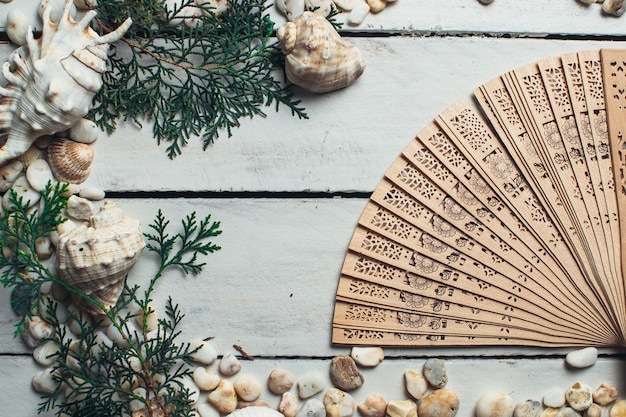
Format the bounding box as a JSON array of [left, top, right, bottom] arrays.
[[0, 186, 222, 416], [0, 182, 69, 335], [90, 0, 308, 158]]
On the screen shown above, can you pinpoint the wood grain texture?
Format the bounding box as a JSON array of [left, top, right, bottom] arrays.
[[2, 1, 626, 417]]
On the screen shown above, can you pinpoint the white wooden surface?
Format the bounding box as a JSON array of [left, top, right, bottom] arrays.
[[1, 1, 625, 417]]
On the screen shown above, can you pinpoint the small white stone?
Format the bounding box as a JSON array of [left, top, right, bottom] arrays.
[[476, 392, 514, 417], [65, 195, 95, 221], [190, 340, 218, 365], [404, 369, 428, 401], [386, 399, 417, 417], [33, 340, 59, 366], [543, 387, 566, 409], [585, 404, 602, 417], [3, 176, 41, 211], [539, 408, 560, 417], [268, 368, 295, 394], [324, 388, 355, 417], [610, 400, 626, 417], [136, 305, 158, 332], [106, 320, 139, 347], [192, 367, 220, 391], [566, 382, 593, 411], [0, 160, 24, 192], [348, 1, 370, 25], [129, 387, 147, 412], [351, 347, 384, 367], [565, 347, 598, 368], [32, 367, 59, 394], [423, 358, 447, 388], [181, 375, 200, 404], [557, 408, 579, 417], [296, 398, 326, 417], [6, 9, 29, 46], [419, 389, 460, 417], [366, 0, 386, 13], [279, 391, 299, 417], [357, 394, 386, 417], [22, 316, 54, 348], [35, 236, 53, 260], [208, 379, 238, 414], [74, 0, 97, 9], [69, 118, 99, 143], [333, 0, 356, 11], [78, 185, 105, 201], [513, 400, 542, 417], [298, 372, 326, 398], [593, 383, 619, 406], [234, 374, 263, 402], [219, 353, 242, 376], [26, 159, 55, 192], [305, 0, 333, 16]]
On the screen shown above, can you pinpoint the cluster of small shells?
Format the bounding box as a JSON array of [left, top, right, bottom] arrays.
[[274, 0, 397, 27], [476, 381, 623, 417]]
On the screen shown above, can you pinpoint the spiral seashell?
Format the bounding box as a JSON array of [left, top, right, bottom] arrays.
[[47, 138, 94, 183], [276, 12, 365, 93], [56, 201, 145, 315], [0, 0, 131, 165]]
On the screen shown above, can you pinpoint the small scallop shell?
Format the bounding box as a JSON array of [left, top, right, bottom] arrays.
[[276, 11, 365, 93], [225, 407, 285, 417], [47, 138, 94, 184]]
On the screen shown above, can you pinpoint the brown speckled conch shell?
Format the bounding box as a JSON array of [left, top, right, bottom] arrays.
[[47, 138, 94, 183], [276, 11, 365, 93], [56, 201, 145, 315]]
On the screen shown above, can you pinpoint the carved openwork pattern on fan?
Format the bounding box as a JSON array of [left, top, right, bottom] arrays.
[[449, 109, 495, 153], [353, 255, 406, 282], [543, 66, 573, 113], [347, 279, 391, 300], [369, 207, 422, 242]]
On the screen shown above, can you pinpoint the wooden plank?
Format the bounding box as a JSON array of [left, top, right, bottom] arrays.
[[3, 0, 626, 36], [1, 354, 624, 417]]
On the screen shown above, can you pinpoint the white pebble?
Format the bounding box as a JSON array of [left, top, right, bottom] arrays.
[[566, 382, 593, 411], [181, 375, 200, 404], [565, 347, 598, 368], [234, 375, 263, 402], [33, 340, 59, 366], [192, 367, 220, 391], [351, 347, 384, 367], [348, 1, 370, 25], [190, 340, 218, 365], [0, 160, 24, 192], [6, 9, 30, 46], [32, 367, 59, 394], [78, 185, 105, 201], [279, 392, 299, 417], [22, 316, 54, 348], [366, 0, 386, 13], [268, 368, 295, 394], [476, 392, 514, 417], [386, 399, 417, 417], [219, 353, 242, 376], [298, 372, 326, 398], [404, 369, 428, 400], [65, 195, 95, 221], [35, 236, 53, 260], [69, 118, 99, 143], [3, 176, 41, 210], [514, 400, 542, 417], [586, 404, 602, 417], [539, 408, 559, 417], [333, 0, 356, 11], [593, 383, 618, 406], [305, 0, 333, 16], [136, 305, 158, 332], [296, 398, 326, 417], [26, 159, 55, 192], [611, 400, 626, 417], [324, 388, 355, 417], [357, 394, 386, 417], [129, 387, 147, 412], [419, 389, 460, 417], [423, 358, 447, 388], [543, 387, 566, 408], [208, 379, 238, 414]]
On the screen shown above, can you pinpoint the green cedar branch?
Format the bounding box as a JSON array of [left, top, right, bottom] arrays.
[[90, 0, 308, 159]]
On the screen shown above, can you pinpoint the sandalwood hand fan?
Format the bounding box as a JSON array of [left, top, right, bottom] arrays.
[[332, 49, 626, 347]]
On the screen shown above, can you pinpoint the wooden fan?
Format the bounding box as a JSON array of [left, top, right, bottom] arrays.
[[332, 49, 626, 347]]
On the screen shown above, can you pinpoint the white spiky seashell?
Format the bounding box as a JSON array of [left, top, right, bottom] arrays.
[[56, 201, 145, 315], [276, 12, 365, 93], [47, 138, 94, 183], [0, 0, 132, 165]]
